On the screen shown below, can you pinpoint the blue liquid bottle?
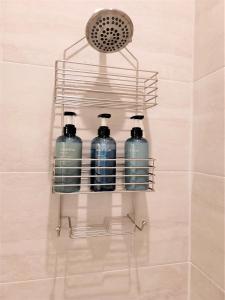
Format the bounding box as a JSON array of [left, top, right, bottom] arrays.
[[54, 112, 82, 193], [125, 115, 149, 191], [90, 113, 116, 192]]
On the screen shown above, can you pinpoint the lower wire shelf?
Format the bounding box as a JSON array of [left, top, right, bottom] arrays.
[[58, 214, 148, 239]]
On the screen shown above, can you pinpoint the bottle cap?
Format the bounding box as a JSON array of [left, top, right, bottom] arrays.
[[130, 115, 144, 138], [64, 112, 77, 116], [130, 115, 144, 120], [98, 113, 111, 118], [63, 111, 77, 137]]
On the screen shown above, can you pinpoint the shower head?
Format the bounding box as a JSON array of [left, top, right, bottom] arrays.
[[85, 9, 134, 53]]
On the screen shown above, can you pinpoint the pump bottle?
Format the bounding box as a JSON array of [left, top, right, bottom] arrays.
[[54, 112, 82, 193], [90, 113, 116, 191], [125, 115, 149, 191]]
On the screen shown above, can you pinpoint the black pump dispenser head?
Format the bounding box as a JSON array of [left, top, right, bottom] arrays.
[[98, 113, 111, 138], [130, 115, 144, 139], [63, 111, 77, 137]]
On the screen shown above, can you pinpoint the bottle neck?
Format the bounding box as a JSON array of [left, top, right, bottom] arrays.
[[131, 127, 143, 139], [98, 126, 110, 138], [64, 124, 76, 137]]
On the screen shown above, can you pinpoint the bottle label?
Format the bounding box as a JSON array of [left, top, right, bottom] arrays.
[[91, 145, 116, 186], [56, 143, 82, 158]]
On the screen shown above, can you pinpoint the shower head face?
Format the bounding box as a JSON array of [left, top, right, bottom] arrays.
[[86, 9, 133, 53]]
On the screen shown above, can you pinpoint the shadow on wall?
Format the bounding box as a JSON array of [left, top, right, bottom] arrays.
[[46, 50, 151, 299]]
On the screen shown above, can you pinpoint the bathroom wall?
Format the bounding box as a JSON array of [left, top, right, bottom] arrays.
[[0, 1, 194, 299], [191, 0, 225, 299]]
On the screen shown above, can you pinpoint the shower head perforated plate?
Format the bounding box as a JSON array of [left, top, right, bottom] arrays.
[[86, 9, 134, 53]]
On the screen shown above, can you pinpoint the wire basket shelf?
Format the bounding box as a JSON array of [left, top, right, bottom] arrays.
[[55, 61, 158, 111], [58, 214, 148, 239], [52, 157, 155, 194]]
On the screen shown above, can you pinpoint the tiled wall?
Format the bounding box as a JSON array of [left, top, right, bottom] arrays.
[[0, 1, 194, 299], [191, 0, 225, 299]]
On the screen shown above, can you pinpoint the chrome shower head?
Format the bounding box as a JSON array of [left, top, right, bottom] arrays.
[[85, 9, 134, 53]]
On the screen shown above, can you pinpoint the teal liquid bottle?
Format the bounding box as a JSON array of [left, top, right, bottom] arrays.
[[125, 115, 149, 191], [90, 113, 116, 192], [54, 112, 82, 193]]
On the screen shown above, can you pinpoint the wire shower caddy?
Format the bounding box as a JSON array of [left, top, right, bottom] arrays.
[[52, 35, 158, 239]]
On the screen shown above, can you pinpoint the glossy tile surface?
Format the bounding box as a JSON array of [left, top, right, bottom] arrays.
[[0, 62, 54, 172], [191, 265, 225, 300], [194, 0, 224, 79], [1, 263, 188, 300], [192, 173, 224, 289], [0, 171, 189, 283], [193, 68, 224, 176]]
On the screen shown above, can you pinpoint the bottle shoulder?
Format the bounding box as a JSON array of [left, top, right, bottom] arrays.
[[126, 137, 148, 144], [108, 136, 116, 144], [91, 136, 116, 144], [56, 135, 82, 143]]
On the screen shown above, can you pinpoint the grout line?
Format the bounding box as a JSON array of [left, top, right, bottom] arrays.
[[134, 261, 189, 270], [0, 261, 189, 286], [194, 66, 225, 82], [2, 60, 54, 70], [1, 60, 193, 84], [0, 170, 192, 174], [0, 171, 50, 174], [191, 263, 225, 294], [188, 80, 194, 261], [187, 78, 194, 300], [187, 262, 192, 300], [193, 171, 225, 179], [156, 170, 191, 173], [157, 77, 192, 84]]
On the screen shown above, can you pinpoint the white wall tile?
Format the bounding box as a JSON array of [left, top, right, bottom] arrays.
[[191, 264, 225, 300], [194, 0, 224, 80], [0, 62, 54, 172], [0, 170, 189, 282], [137, 263, 188, 300], [147, 119, 190, 171], [1, 172, 51, 219], [193, 68, 224, 176], [1, 263, 188, 300], [191, 173, 224, 289], [133, 172, 189, 267]]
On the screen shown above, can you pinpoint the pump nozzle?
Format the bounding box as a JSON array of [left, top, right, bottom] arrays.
[[130, 115, 144, 120], [63, 111, 77, 137], [64, 111, 77, 124], [98, 113, 111, 118], [130, 115, 144, 139], [97, 113, 111, 138], [64, 112, 77, 116], [98, 113, 111, 126]]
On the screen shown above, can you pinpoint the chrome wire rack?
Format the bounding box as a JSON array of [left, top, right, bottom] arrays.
[[55, 60, 158, 111], [52, 36, 158, 238], [58, 214, 148, 239], [52, 157, 155, 194]]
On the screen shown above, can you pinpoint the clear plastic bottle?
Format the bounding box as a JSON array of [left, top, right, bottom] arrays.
[[90, 113, 116, 192], [125, 115, 149, 191], [54, 112, 82, 193]]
